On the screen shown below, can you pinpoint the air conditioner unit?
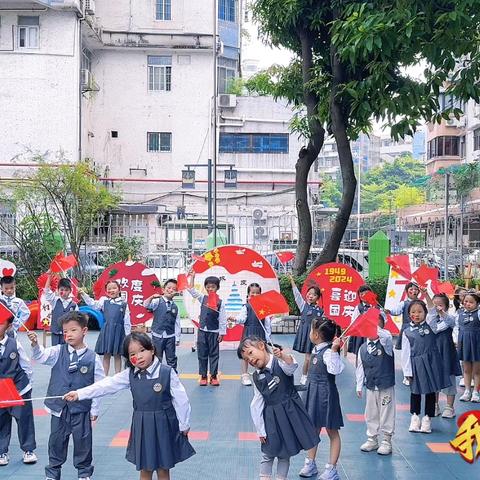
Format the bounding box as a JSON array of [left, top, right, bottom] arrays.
[[475, 105, 480, 119], [446, 117, 465, 128], [80, 69, 90, 88], [85, 0, 96, 15], [252, 208, 264, 220], [218, 94, 237, 108]]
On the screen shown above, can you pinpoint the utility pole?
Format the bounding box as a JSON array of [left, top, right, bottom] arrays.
[[212, 0, 218, 247], [444, 172, 450, 280]]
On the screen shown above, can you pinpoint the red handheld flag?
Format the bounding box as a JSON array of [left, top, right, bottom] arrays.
[[363, 290, 378, 306], [0, 302, 14, 325], [383, 313, 400, 335], [192, 253, 207, 264], [50, 253, 78, 273], [176, 274, 189, 291], [276, 251, 295, 264], [249, 290, 290, 320], [386, 255, 412, 280], [346, 308, 380, 338], [0, 378, 25, 408], [437, 281, 455, 297], [412, 264, 439, 289], [207, 291, 220, 311]]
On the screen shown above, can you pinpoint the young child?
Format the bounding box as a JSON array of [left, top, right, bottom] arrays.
[[456, 291, 480, 402], [401, 300, 450, 433], [424, 292, 461, 417], [289, 275, 323, 385], [0, 275, 30, 336], [238, 336, 319, 480], [27, 311, 104, 480], [44, 273, 78, 346], [356, 316, 395, 456], [389, 282, 420, 350], [143, 279, 181, 372], [80, 280, 131, 375], [188, 271, 226, 386], [229, 283, 272, 386], [301, 318, 344, 480], [64, 332, 195, 480], [0, 313, 37, 466]]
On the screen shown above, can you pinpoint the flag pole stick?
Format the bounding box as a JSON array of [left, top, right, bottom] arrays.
[[1, 395, 64, 404]]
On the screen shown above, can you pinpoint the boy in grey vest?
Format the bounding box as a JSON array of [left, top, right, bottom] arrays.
[[28, 312, 105, 480], [355, 316, 395, 456]]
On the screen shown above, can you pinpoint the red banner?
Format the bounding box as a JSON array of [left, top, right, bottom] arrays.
[[302, 262, 365, 328]]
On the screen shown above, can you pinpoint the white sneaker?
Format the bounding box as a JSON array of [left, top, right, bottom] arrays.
[[79, 477, 91, 480], [319, 464, 340, 480], [402, 377, 411, 386], [420, 415, 432, 433], [472, 391, 480, 402], [442, 405, 456, 418], [434, 403, 441, 417], [360, 437, 379, 452], [22, 451, 37, 464], [300, 374, 308, 385], [298, 458, 318, 477], [377, 439, 392, 455], [0, 453, 9, 466], [459, 377, 465, 387], [408, 414, 421, 432], [460, 389, 472, 402], [241, 373, 252, 386]]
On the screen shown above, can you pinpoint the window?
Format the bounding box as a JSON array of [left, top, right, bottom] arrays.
[[218, 57, 237, 93], [474, 129, 480, 152], [219, 0, 236, 22], [219, 133, 289, 153], [156, 0, 171, 20], [18, 16, 39, 49], [82, 48, 92, 72], [427, 136, 460, 159], [147, 132, 172, 152], [148, 56, 172, 91]]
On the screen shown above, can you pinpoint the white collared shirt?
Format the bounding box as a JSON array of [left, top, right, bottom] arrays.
[[250, 353, 298, 437], [235, 304, 272, 337], [292, 283, 306, 312], [1, 294, 30, 333], [187, 288, 227, 335], [312, 341, 345, 375], [426, 307, 456, 333], [31, 343, 105, 416], [81, 293, 131, 335], [0, 334, 32, 395], [145, 296, 181, 341], [43, 288, 78, 311], [76, 357, 191, 431]]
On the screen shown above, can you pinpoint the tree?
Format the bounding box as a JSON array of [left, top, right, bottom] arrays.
[[102, 236, 145, 267], [250, 0, 480, 274], [320, 175, 342, 208]]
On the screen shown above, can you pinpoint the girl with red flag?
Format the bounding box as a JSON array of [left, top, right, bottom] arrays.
[[289, 275, 323, 385]]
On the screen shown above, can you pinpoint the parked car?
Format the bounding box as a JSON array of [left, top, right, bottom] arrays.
[[145, 252, 186, 283]]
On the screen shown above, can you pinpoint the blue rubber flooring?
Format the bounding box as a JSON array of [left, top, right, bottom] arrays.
[[0, 332, 477, 479]]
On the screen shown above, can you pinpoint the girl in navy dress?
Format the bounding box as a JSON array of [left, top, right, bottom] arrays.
[[389, 282, 420, 350], [300, 318, 344, 480], [457, 291, 480, 402], [81, 280, 131, 375], [289, 275, 323, 385], [237, 335, 318, 480], [425, 293, 461, 418], [229, 283, 272, 386], [65, 333, 195, 480], [401, 300, 450, 434]]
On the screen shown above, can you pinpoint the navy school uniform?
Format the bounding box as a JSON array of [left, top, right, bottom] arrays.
[[252, 357, 319, 458], [394, 300, 412, 350], [149, 297, 179, 371], [0, 336, 36, 455], [304, 343, 344, 430], [403, 322, 451, 395], [457, 309, 480, 362], [95, 298, 128, 355], [293, 303, 323, 354], [347, 302, 369, 355], [429, 314, 462, 377], [50, 298, 77, 346], [242, 303, 268, 341], [358, 339, 395, 391]]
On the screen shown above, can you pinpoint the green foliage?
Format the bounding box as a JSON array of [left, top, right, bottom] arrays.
[[320, 176, 342, 208], [408, 232, 425, 248], [450, 163, 480, 197], [278, 273, 307, 316], [101, 236, 144, 267], [365, 277, 389, 306], [226, 77, 246, 95]]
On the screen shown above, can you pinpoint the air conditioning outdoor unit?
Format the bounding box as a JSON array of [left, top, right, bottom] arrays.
[[218, 94, 237, 108], [252, 208, 264, 220], [80, 69, 90, 88], [85, 0, 96, 15]]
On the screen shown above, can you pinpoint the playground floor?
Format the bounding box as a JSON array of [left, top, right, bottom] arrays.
[[1, 332, 476, 479]]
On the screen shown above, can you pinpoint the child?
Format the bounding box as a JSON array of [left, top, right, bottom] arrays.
[[453, 287, 467, 312], [188, 271, 226, 386], [401, 300, 450, 433], [0, 275, 30, 335], [356, 316, 395, 456], [64, 332, 195, 480], [80, 280, 131, 375], [289, 275, 323, 385], [389, 282, 420, 350], [0, 313, 37, 466], [229, 283, 272, 386], [27, 311, 104, 480], [237, 336, 319, 480], [301, 318, 344, 480], [44, 273, 78, 346], [456, 291, 480, 402], [143, 279, 181, 371], [425, 293, 461, 417]]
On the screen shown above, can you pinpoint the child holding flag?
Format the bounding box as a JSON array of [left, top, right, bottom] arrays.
[[0, 307, 37, 466], [0, 276, 30, 336], [64, 332, 195, 480], [389, 282, 420, 350]]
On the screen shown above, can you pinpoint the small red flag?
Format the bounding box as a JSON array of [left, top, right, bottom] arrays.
[[347, 308, 380, 338], [207, 291, 220, 310], [363, 290, 378, 306], [276, 251, 295, 264], [412, 264, 439, 289], [437, 281, 455, 297], [0, 378, 25, 408], [384, 313, 400, 335], [386, 255, 412, 280], [249, 290, 290, 320], [176, 274, 189, 291], [0, 302, 14, 325], [50, 253, 78, 273], [192, 253, 207, 264]]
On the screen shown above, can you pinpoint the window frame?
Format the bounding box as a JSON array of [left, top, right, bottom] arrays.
[[219, 0, 236, 22], [18, 25, 39, 49], [219, 133, 289, 154], [147, 132, 172, 152], [474, 129, 480, 152], [147, 55, 172, 91], [155, 0, 172, 21]]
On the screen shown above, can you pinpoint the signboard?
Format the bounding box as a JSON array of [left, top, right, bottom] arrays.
[[182, 169, 195, 189]]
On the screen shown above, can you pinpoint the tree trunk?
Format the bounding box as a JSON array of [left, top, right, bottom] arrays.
[[293, 30, 325, 276], [311, 42, 356, 269]]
